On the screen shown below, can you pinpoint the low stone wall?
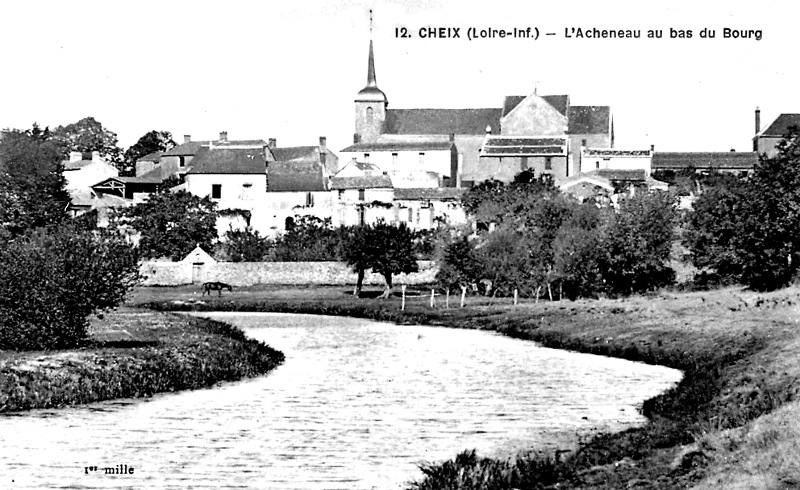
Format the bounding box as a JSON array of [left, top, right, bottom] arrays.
[[139, 260, 437, 287]]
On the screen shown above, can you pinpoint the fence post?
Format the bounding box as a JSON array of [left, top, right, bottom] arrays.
[[401, 285, 407, 311], [430, 289, 435, 308], [446, 288, 450, 309], [514, 288, 518, 306], [460, 285, 467, 308]]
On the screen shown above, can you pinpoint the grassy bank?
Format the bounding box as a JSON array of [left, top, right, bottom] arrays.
[[0, 308, 284, 412], [137, 284, 800, 489]]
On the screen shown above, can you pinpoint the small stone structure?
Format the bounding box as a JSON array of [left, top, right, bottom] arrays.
[[139, 246, 437, 287]]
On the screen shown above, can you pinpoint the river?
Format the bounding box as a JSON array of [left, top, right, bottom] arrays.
[[0, 312, 681, 489]]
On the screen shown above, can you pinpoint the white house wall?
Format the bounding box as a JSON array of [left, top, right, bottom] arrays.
[[340, 149, 452, 182]]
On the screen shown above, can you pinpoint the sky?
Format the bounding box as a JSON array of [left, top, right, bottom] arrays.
[[0, 0, 796, 155]]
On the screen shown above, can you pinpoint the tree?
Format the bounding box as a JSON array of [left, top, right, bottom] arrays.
[[271, 216, 343, 261], [221, 226, 271, 262], [0, 224, 140, 350], [116, 190, 218, 261], [436, 236, 483, 291], [122, 130, 177, 176], [52, 116, 122, 166], [0, 125, 70, 237], [341, 222, 419, 298], [600, 191, 677, 295]]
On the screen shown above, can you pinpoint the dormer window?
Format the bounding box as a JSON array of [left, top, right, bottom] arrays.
[[366, 107, 374, 124]]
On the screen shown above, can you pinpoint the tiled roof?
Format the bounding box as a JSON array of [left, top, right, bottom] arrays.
[[502, 96, 525, 117], [188, 147, 268, 174], [760, 114, 800, 137], [341, 140, 453, 152], [161, 141, 210, 156], [268, 161, 327, 192], [594, 169, 646, 181], [568, 106, 611, 135], [585, 149, 651, 157], [271, 146, 319, 163], [394, 187, 465, 200], [652, 152, 758, 170], [138, 150, 163, 162], [161, 139, 266, 157], [480, 136, 568, 157], [330, 174, 393, 190], [542, 95, 570, 117], [384, 108, 502, 135]]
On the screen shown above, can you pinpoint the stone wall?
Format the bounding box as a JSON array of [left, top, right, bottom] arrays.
[[139, 260, 437, 287]]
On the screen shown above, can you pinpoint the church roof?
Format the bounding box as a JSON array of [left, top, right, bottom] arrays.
[[341, 140, 453, 152], [480, 136, 568, 157], [567, 106, 611, 134], [760, 114, 800, 137], [384, 108, 502, 135]]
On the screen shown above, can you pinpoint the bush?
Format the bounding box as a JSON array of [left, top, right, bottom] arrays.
[[0, 225, 140, 350]]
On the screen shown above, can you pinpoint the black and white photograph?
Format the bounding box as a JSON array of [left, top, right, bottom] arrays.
[[1, 0, 798, 488]]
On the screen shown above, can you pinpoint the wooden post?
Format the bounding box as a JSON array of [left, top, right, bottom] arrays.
[[514, 288, 518, 306], [460, 285, 467, 308], [548, 283, 553, 302], [535, 285, 541, 304], [446, 288, 450, 309], [430, 289, 435, 308], [401, 285, 407, 311]]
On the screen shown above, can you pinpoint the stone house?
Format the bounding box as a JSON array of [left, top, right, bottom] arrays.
[[753, 109, 800, 157]]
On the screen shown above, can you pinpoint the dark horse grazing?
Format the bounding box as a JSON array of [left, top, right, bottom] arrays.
[[202, 281, 233, 296]]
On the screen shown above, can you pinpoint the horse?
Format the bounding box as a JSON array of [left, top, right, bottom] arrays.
[[202, 281, 233, 296]]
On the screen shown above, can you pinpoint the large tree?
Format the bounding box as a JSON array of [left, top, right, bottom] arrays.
[[52, 116, 122, 166], [0, 125, 70, 238], [116, 190, 218, 261], [341, 222, 419, 298], [122, 130, 176, 176]]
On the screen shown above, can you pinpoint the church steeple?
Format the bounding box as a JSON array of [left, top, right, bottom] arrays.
[[355, 10, 387, 106], [354, 11, 387, 143]]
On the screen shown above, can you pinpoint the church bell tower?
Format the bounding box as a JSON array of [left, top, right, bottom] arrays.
[[354, 12, 387, 144]]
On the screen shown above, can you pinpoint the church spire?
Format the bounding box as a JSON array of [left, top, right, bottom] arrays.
[[366, 39, 378, 88], [355, 9, 387, 105]]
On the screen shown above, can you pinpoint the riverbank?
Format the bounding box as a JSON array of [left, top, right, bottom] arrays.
[[139, 284, 800, 489], [0, 308, 284, 413]]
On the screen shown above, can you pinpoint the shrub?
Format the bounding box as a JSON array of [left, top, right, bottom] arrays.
[[0, 225, 140, 350]]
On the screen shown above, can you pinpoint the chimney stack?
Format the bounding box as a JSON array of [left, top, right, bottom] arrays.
[[268, 138, 276, 149], [219, 131, 228, 142], [755, 106, 761, 134], [319, 136, 327, 150], [184, 134, 191, 144], [319, 136, 327, 166], [650, 144, 655, 153]]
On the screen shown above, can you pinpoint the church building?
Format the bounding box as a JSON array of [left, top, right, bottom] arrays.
[[340, 39, 614, 187]]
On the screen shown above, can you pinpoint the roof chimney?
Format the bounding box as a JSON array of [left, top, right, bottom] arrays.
[[755, 106, 761, 134], [268, 138, 276, 149], [184, 134, 191, 144], [319, 136, 327, 150], [650, 144, 655, 153], [219, 131, 228, 142]]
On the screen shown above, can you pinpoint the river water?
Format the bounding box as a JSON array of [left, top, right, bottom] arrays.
[[1, 312, 681, 489]]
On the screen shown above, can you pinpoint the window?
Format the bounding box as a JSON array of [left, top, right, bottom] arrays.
[[241, 183, 252, 200], [366, 107, 374, 124], [305, 192, 314, 207], [338, 189, 345, 200], [596, 161, 600, 169], [364, 153, 370, 163], [179, 156, 186, 168], [419, 152, 425, 165], [408, 208, 413, 222], [358, 188, 365, 201], [392, 152, 398, 166], [521, 156, 528, 169], [211, 184, 222, 199], [545, 157, 552, 170]]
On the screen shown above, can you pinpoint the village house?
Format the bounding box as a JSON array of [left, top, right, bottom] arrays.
[[753, 108, 800, 158], [330, 159, 394, 227]]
